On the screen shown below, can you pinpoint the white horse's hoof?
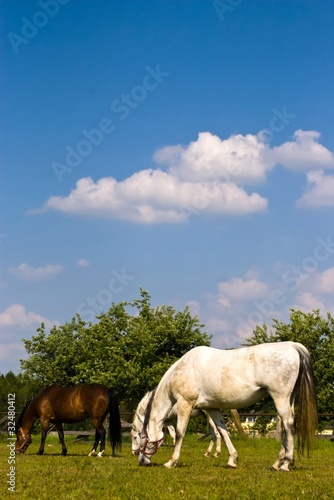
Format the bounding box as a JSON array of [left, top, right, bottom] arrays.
[[164, 460, 177, 468], [279, 463, 291, 472], [271, 460, 281, 471], [97, 450, 105, 457], [88, 450, 97, 457]]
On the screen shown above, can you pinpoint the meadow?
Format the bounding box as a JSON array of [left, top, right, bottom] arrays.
[[1, 434, 333, 500]]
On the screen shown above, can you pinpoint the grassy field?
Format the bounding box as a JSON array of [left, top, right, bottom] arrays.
[[1, 434, 333, 499]]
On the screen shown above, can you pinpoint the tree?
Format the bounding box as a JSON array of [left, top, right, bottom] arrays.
[[20, 314, 89, 387], [20, 289, 211, 407], [0, 372, 40, 413], [244, 309, 334, 427]]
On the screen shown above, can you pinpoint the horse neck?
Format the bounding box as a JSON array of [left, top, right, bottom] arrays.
[[145, 361, 181, 437], [133, 392, 152, 432], [132, 413, 142, 435], [146, 387, 172, 437], [21, 401, 37, 433], [139, 392, 153, 414]]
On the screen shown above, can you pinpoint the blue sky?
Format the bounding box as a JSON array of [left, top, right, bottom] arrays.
[[1, 0, 334, 374]]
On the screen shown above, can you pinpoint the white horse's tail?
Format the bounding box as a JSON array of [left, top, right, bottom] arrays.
[[293, 343, 318, 456]]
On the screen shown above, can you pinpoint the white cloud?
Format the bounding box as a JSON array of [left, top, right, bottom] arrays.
[[77, 258, 90, 268], [218, 276, 268, 302], [186, 300, 201, 317], [217, 295, 231, 308], [154, 131, 274, 184], [196, 260, 334, 349], [273, 130, 334, 171], [205, 317, 229, 334], [0, 304, 57, 328], [28, 129, 334, 224], [297, 171, 334, 208], [315, 267, 334, 293], [39, 172, 267, 224], [292, 292, 326, 313], [235, 320, 255, 340], [0, 342, 25, 362], [9, 263, 64, 281]]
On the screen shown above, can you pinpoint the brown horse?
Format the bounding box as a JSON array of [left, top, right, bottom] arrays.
[[15, 384, 122, 456]]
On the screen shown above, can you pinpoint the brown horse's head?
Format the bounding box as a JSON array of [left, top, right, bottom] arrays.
[[15, 428, 32, 454]]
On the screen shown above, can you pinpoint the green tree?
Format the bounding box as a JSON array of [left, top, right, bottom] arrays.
[[244, 309, 334, 426], [21, 315, 88, 386], [0, 372, 40, 413], [20, 289, 211, 407]]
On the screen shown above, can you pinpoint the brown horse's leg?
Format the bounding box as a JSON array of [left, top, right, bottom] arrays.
[[88, 428, 100, 456], [55, 423, 67, 456], [89, 418, 106, 457], [99, 424, 106, 456], [37, 424, 49, 455]]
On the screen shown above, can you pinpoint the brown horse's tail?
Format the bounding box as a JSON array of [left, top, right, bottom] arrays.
[[293, 343, 318, 456], [108, 389, 122, 455]]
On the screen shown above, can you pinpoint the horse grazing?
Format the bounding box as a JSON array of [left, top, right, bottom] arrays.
[[132, 391, 241, 463], [15, 384, 122, 457], [139, 342, 318, 471]]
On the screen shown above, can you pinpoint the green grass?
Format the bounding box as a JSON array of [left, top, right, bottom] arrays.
[[1, 434, 333, 499]]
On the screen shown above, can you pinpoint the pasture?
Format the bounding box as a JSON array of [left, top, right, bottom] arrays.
[[1, 434, 333, 499]]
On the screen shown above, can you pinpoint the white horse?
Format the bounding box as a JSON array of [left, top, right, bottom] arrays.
[[138, 342, 318, 471], [132, 390, 233, 459]]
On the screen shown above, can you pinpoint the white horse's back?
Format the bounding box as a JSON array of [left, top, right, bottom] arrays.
[[162, 342, 300, 410]]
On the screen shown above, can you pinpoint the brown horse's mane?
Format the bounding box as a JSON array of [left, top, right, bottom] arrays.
[[16, 399, 32, 432], [16, 385, 58, 432]]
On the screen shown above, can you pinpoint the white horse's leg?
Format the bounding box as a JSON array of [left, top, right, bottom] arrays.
[[203, 422, 221, 457], [206, 410, 238, 468], [164, 399, 192, 468], [271, 398, 295, 472], [271, 445, 286, 471], [201, 410, 221, 457], [212, 424, 221, 457], [203, 435, 215, 457], [166, 424, 176, 445]]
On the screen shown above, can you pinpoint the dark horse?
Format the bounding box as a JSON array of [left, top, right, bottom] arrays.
[[15, 384, 122, 456]]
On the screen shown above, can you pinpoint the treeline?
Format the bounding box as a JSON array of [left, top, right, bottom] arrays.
[[2, 289, 211, 410], [1, 290, 333, 429], [0, 371, 40, 413]]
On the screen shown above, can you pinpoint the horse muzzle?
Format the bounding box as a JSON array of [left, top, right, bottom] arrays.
[[138, 452, 152, 466], [16, 428, 31, 453], [15, 443, 29, 454]]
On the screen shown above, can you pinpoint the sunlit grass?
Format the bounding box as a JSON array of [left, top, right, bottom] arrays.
[[1, 434, 333, 499]]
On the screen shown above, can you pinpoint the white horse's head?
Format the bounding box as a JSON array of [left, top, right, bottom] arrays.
[[132, 390, 164, 465], [131, 412, 144, 455], [138, 430, 164, 466], [131, 391, 154, 455], [132, 412, 163, 465]]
